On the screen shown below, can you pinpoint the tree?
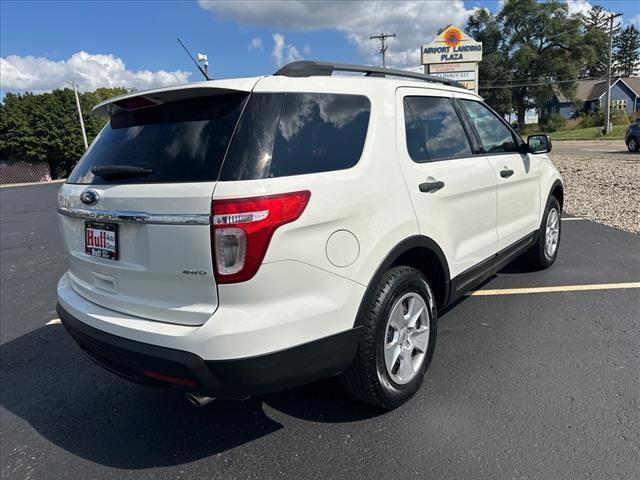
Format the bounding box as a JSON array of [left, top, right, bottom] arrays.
[[0, 87, 127, 178], [581, 4, 610, 78], [613, 25, 640, 77], [584, 4, 609, 30], [466, 9, 512, 116], [465, 0, 599, 128]]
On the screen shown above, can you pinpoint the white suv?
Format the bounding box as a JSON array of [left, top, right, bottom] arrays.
[[57, 61, 563, 409]]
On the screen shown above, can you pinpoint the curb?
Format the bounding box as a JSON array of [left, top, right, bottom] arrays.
[[0, 179, 66, 189]]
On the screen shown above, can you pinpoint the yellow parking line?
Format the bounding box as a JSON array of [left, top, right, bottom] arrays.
[[468, 282, 640, 296], [46, 318, 62, 325]]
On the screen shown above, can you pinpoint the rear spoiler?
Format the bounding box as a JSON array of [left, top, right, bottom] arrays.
[[92, 78, 262, 117]]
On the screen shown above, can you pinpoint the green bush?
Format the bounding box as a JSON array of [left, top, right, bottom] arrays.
[[580, 111, 604, 128], [540, 112, 567, 132]]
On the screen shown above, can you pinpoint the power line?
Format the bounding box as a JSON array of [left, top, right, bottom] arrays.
[[371, 1, 379, 56], [370, 32, 396, 68], [481, 71, 601, 88], [412, 0, 428, 29], [480, 75, 606, 90]]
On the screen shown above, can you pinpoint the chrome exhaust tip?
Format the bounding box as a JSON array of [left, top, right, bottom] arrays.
[[185, 392, 216, 407]]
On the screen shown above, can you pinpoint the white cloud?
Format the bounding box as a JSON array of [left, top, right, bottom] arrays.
[[271, 33, 304, 66], [566, 1, 624, 28], [198, 0, 475, 69], [0, 51, 191, 93], [248, 37, 263, 50], [566, 0, 592, 16], [629, 14, 640, 28]]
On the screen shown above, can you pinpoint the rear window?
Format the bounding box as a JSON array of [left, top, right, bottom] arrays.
[[67, 93, 248, 184], [68, 91, 370, 185], [220, 93, 371, 180]]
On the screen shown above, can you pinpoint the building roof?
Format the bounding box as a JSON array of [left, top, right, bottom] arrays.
[[620, 77, 640, 97], [554, 77, 640, 103]]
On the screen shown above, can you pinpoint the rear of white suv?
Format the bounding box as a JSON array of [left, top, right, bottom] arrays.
[[57, 61, 563, 409], [57, 70, 397, 403]]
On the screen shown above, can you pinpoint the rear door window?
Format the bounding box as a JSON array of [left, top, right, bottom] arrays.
[[221, 93, 371, 180], [67, 93, 248, 185], [403, 96, 472, 162]]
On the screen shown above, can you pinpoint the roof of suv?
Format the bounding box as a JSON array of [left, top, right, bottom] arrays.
[[92, 60, 480, 116]]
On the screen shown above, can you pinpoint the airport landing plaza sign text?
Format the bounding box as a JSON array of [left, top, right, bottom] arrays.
[[422, 26, 482, 92]]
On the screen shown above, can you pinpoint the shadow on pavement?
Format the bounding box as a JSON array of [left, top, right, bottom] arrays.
[[0, 325, 382, 469]]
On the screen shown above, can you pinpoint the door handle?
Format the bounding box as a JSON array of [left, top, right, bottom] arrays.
[[500, 169, 514, 178], [419, 180, 445, 193]]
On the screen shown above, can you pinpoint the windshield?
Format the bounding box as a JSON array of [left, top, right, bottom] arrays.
[[67, 92, 249, 185]]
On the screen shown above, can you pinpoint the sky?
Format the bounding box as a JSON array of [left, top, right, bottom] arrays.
[[1, 0, 639, 96]]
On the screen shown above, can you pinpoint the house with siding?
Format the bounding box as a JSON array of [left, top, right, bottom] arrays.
[[546, 77, 640, 118]]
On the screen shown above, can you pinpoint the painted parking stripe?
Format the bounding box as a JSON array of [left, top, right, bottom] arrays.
[[468, 282, 640, 297], [562, 217, 584, 221], [46, 318, 62, 325]]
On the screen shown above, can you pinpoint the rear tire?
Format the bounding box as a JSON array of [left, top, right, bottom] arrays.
[[341, 266, 437, 410], [523, 196, 561, 270], [627, 136, 639, 152]]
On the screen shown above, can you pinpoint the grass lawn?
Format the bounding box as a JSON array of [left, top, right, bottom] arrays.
[[549, 124, 627, 141]]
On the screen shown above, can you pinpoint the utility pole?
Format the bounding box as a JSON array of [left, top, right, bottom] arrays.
[[68, 81, 88, 150], [370, 32, 396, 68], [604, 12, 623, 135]]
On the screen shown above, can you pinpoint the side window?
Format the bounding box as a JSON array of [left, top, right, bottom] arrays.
[[459, 100, 519, 153], [403, 96, 472, 162], [221, 93, 371, 180], [270, 93, 370, 178]]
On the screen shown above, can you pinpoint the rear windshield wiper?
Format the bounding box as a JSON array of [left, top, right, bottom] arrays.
[[91, 165, 152, 179]]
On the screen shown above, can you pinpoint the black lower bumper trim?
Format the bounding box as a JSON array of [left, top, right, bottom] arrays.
[[57, 304, 361, 398]]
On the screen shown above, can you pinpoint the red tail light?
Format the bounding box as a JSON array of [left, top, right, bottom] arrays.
[[211, 191, 311, 284], [114, 96, 158, 110]]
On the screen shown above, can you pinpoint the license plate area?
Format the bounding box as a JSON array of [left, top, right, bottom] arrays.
[[85, 221, 118, 260]]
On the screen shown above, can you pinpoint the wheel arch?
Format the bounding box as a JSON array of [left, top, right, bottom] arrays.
[[549, 179, 564, 211], [353, 236, 451, 328]]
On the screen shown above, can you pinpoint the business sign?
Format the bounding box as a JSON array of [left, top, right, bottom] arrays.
[[422, 26, 482, 93], [421, 26, 483, 64], [428, 62, 477, 73], [429, 70, 476, 81]]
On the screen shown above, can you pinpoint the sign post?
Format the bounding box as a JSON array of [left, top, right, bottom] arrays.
[[421, 26, 482, 93]]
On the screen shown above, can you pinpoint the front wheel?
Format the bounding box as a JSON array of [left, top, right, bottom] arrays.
[[627, 136, 639, 152], [341, 266, 437, 410], [523, 196, 561, 270]]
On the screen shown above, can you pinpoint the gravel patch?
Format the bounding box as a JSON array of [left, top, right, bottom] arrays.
[[550, 152, 640, 234]]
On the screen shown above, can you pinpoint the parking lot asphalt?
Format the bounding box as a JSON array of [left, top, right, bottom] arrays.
[[1, 182, 639, 479], [552, 139, 635, 160]]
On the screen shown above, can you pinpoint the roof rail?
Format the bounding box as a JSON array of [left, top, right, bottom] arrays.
[[274, 60, 464, 88]]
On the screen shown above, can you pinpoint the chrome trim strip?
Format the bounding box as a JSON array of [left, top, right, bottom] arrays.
[[57, 206, 211, 225]]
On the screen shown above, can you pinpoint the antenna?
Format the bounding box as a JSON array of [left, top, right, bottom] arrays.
[[177, 37, 210, 81]]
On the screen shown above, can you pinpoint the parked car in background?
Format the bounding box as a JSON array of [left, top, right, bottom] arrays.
[[626, 119, 640, 152], [56, 61, 564, 410]]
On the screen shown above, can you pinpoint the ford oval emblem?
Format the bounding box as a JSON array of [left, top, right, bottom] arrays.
[[80, 190, 100, 206]]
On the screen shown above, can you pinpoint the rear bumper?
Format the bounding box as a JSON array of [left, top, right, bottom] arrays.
[[58, 304, 361, 398]]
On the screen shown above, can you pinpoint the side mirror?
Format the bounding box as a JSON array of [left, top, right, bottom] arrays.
[[526, 134, 552, 154]]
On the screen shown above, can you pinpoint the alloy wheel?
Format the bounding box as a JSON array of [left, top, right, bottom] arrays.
[[383, 292, 430, 385], [545, 208, 560, 260]]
